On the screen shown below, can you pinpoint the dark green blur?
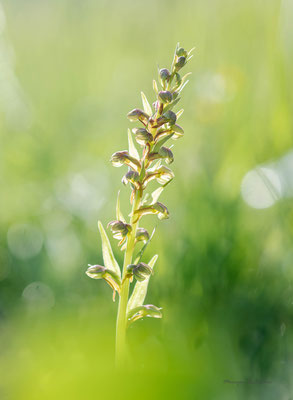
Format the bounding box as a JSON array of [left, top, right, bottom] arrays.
[[1, 0, 293, 399]]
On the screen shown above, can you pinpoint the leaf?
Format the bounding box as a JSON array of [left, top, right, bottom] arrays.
[[151, 159, 162, 170], [178, 80, 189, 93], [127, 304, 162, 326], [98, 221, 121, 279], [133, 228, 156, 265], [141, 91, 152, 116], [153, 79, 158, 94], [187, 47, 196, 57], [163, 97, 181, 113], [171, 42, 180, 71], [151, 187, 164, 204], [116, 191, 126, 223], [128, 129, 140, 160], [153, 133, 174, 153], [176, 109, 184, 120], [127, 254, 158, 312]]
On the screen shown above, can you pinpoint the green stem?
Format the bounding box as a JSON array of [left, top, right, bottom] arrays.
[[115, 190, 141, 367]]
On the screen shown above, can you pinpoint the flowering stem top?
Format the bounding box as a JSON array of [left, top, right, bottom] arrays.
[[86, 43, 193, 367]]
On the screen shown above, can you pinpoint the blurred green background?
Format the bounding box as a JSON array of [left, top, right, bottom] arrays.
[[1, 0, 293, 398]]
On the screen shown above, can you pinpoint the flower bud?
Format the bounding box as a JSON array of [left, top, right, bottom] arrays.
[[159, 68, 171, 82], [121, 170, 140, 187], [135, 227, 150, 243], [110, 150, 141, 171], [172, 124, 184, 139], [158, 90, 173, 104], [127, 108, 149, 123], [176, 47, 188, 57], [86, 264, 106, 279], [132, 128, 153, 146], [175, 56, 186, 71], [159, 147, 174, 164], [157, 110, 177, 126], [126, 262, 153, 282], [108, 220, 132, 240]]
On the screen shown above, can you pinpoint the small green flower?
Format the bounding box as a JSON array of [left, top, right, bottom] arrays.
[[127, 108, 149, 124], [126, 262, 153, 282], [110, 151, 141, 171], [135, 227, 150, 243], [132, 128, 153, 146], [121, 170, 140, 189], [86, 264, 121, 301], [134, 201, 169, 221], [108, 220, 132, 241], [176, 47, 188, 57], [143, 165, 174, 187], [175, 56, 186, 71], [159, 68, 171, 82], [127, 304, 162, 325], [157, 110, 177, 126], [158, 90, 173, 104]]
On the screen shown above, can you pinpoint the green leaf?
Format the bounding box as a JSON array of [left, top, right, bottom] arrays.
[[153, 133, 174, 153], [127, 254, 158, 312], [153, 79, 158, 94], [180, 72, 192, 84], [152, 159, 162, 170], [116, 191, 126, 222], [151, 187, 164, 204], [176, 109, 184, 120], [127, 304, 162, 326], [171, 42, 180, 71], [141, 91, 152, 116], [128, 129, 140, 160], [163, 97, 181, 113], [139, 159, 146, 181], [187, 47, 196, 57], [98, 221, 121, 279], [178, 80, 189, 93]]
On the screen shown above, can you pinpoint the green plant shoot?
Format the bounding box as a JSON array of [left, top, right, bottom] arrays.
[[86, 43, 193, 366]]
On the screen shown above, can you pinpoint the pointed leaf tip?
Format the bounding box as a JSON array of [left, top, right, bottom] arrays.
[[141, 92, 152, 116], [116, 191, 126, 223], [128, 129, 140, 160], [98, 221, 121, 279]]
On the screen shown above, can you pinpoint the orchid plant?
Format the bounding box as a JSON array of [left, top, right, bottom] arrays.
[[86, 44, 193, 365]]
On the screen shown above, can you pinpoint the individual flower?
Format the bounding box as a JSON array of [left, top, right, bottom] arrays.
[[158, 90, 173, 104], [127, 304, 162, 325], [143, 165, 174, 187], [135, 227, 150, 243], [86, 264, 121, 301], [126, 262, 153, 282], [110, 151, 141, 171], [108, 220, 132, 244], [156, 110, 177, 126], [134, 201, 169, 221], [127, 108, 149, 124], [132, 128, 153, 146]]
